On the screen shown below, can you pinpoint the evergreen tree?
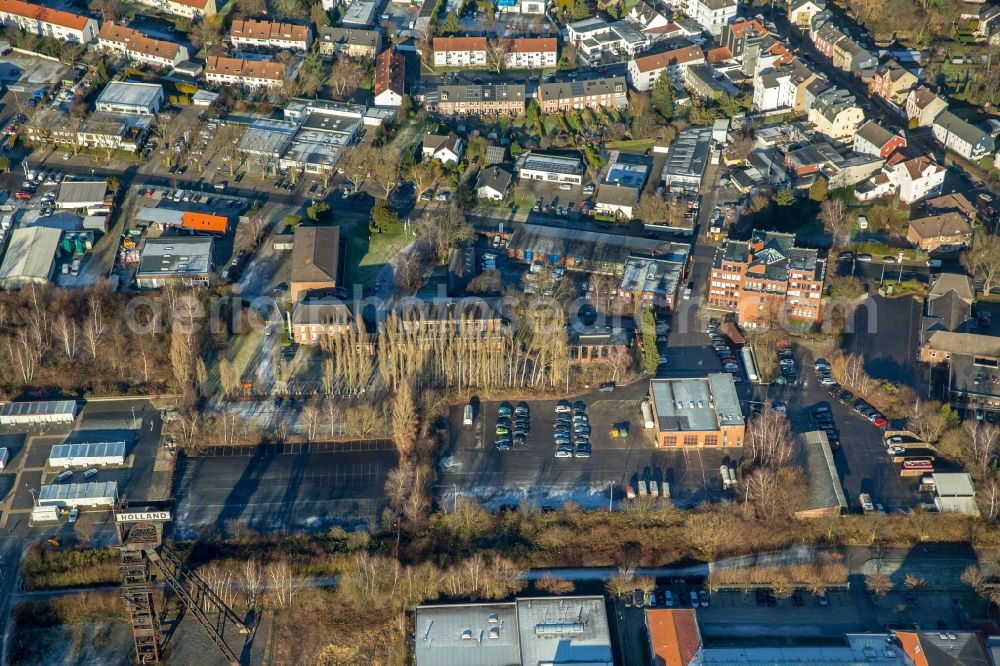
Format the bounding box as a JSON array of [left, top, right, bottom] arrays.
[[651, 71, 675, 120], [809, 176, 829, 202]]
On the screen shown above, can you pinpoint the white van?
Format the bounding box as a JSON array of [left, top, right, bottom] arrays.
[[463, 404, 474, 426]]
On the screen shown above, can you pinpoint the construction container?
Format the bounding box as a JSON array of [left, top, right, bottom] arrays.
[[610, 426, 620, 439], [649, 480, 659, 497], [637, 480, 648, 496], [618, 423, 629, 438], [662, 482, 671, 499]]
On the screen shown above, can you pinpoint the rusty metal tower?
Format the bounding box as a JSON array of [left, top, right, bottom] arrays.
[[116, 508, 248, 665]]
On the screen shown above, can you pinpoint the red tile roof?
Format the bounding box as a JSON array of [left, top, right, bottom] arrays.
[[205, 56, 285, 81], [705, 46, 732, 63], [230, 19, 310, 44], [509, 37, 556, 53], [646, 609, 701, 666], [99, 23, 181, 61], [0, 0, 90, 31], [375, 48, 405, 97], [632, 44, 703, 74], [433, 36, 487, 52]]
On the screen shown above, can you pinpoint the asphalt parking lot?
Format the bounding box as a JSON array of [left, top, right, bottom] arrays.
[[767, 347, 919, 511], [439, 390, 742, 510], [172, 441, 397, 536]]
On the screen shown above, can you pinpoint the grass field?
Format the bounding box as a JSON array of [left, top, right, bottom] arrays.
[[340, 211, 412, 287]]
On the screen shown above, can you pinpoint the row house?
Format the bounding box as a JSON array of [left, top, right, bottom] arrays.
[[504, 37, 557, 69], [869, 60, 918, 106], [535, 76, 627, 113], [98, 23, 189, 68], [317, 27, 381, 59], [779, 58, 822, 114], [709, 230, 826, 328], [0, 0, 97, 44], [752, 69, 787, 111], [373, 47, 405, 107], [811, 22, 845, 59], [932, 110, 995, 160], [204, 56, 287, 89], [230, 19, 312, 53], [788, 0, 826, 31], [852, 120, 906, 159], [831, 34, 875, 73], [133, 0, 216, 19], [432, 37, 487, 68], [906, 212, 974, 252], [429, 84, 526, 116], [807, 88, 865, 143], [906, 86, 948, 127], [627, 43, 704, 92]]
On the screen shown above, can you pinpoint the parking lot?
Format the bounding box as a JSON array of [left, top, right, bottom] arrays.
[[439, 389, 742, 510], [173, 441, 397, 536], [767, 348, 919, 511]]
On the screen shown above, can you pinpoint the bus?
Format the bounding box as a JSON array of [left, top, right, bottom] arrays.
[[740, 347, 759, 383], [902, 458, 933, 471]]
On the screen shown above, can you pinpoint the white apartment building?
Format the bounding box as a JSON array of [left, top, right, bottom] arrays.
[[98, 23, 189, 68], [627, 43, 704, 92], [432, 37, 487, 67], [686, 0, 738, 36], [892, 155, 946, 204], [504, 38, 557, 69], [204, 56, 286, 89], [132, 0, 216, 19], [0, 0, 98, 44]]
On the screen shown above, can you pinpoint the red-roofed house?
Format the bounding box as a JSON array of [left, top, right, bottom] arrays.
[[646, 609, 702, 666], [433, 37, 487, 67], [374, 48, 405, 108], [628, 44, 704, 91], [204, 56, 287, 89], [504, 37, 557, 69], [98, 23, 190, 68], [230, 19, 312, 52], [0, 0, 97, 44], [135, 0, 216, 19]]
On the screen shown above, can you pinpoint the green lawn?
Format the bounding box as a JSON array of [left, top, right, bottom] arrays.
[[605, 138, 656, 152], [339, 212, 412, 287]]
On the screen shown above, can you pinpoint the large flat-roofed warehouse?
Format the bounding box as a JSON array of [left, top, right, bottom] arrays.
[[55, 179, 109, 209], [48, 441, 127, 468], [135, 237, 213, 288], [0, 227, 62, 288], [648, 374, 745, 448], [0, 400, 77, 425], [415, 596, 612, 666], [661, 126, 713, 192], [38, 481, 118, 508]]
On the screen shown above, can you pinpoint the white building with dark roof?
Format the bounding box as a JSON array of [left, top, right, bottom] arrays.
[[136, 237, 213, 288]]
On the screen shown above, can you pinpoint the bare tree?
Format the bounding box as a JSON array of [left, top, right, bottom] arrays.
[[963, 232, 1000, 294], [819, 198, 850, 248], [536, 575, 575, 595], [391, 380, 419, 463], [370, 157, 400, 200], [634, 193, 686, 227], [486, 38, 511, 74], [962, 421, 1000, 479], [242, 559, 265, 612], [54, 312, 79, 360], [745, 403, 795, 468], [604, 566, 635, 599], [865, 572, 893, 598], [978, 474, 1000, 522], [327, 58, 360, 99], [340, 144, 377, 194], [265, 560, 300, 608]]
